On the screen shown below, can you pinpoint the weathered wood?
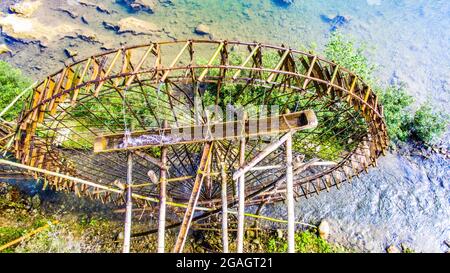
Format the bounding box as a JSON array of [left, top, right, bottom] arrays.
[[94, 110, 317, 153]]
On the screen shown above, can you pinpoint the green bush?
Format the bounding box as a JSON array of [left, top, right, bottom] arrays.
[[0, 60, 32, 121], [324, 32, 376, 83], [323, 33, 450, 145], [378, 84, 414, 142], [266, 229, 345, 253], [412, 104, 447, 144]]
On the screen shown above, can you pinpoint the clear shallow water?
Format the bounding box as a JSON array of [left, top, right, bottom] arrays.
[[0, 0, 449, 252]]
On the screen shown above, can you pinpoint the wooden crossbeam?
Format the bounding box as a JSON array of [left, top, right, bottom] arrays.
[[94, 110, 317, 153]]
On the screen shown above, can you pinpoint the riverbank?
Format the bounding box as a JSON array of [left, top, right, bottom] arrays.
[[1, 182, 352, 253]]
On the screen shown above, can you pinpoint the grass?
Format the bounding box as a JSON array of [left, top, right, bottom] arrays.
[[266, 229, 346, 253], [0, 60, 32, 121]]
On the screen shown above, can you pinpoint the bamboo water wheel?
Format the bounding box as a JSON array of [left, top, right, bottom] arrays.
[[5, 40, 388, 252]]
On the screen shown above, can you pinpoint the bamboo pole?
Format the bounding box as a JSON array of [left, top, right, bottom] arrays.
[[0, 159, 316, 228], [173, 142, 213, 253], [220, 162, 229, 253], [0, 220, 58, 252], [123, 152, 133, 253], [285, 132, 295, 253], [237, 136, 245, 253], [233, 133, 290, 180], [0, 81, 37, 119], [157, 121, 168, 253]]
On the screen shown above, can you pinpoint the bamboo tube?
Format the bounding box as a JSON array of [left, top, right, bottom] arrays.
[[157, 121, 168, 253], [233, 133, 290, 180], [237, 136, 245, 253], [220, 162, 229, 253], [285, 132, 295, 253], [0, 159, 316, 227], [173, 142, 213, 253], [123, 152, 133, 253]]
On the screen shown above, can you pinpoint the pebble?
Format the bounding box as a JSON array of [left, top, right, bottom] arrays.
[[386, 245, 401, 253], [318, 220, 330, 240]]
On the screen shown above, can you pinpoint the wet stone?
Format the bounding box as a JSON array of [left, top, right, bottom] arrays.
[[195, 24, 210, 35], [120, 0, 157, 13], [64, 48, 78, 58], [9, 0, 42, 18]]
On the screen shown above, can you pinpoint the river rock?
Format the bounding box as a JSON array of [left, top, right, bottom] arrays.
[[103, 21, 119, 31], [195, 24, 211, 35], [318, 220, 330, 240], [0, 14, 98, 47], [386, 245, 401, 253], [9, 0, 42, 17], [116, 17, 161, 35], [121, 0, 157, 13], [321, 14, 351, 31], [0, 44, 12, 55], [64, 48, 78, 58], [276, 0, 294, 5], [56, 8, 78, 19]]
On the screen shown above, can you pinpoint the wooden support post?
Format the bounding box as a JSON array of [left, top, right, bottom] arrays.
[[285, 132, 295, 253], [123, 152, 133, 253], [237, 136, 245, 253], [220, 162, 229, 253], [157, 120, 169, 253]]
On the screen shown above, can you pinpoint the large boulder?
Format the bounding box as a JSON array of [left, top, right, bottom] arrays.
[[121, 0, 158, 13], [9, 1, 42, 17], [195, 24, 211, 35], [116, 17, 161, 35], [0, 14, 98, 47]]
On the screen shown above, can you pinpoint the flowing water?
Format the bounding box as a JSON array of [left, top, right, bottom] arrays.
[[0, 0, 449, 252]]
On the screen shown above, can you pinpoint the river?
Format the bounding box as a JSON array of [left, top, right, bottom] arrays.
[[0, 0, 449, 252]]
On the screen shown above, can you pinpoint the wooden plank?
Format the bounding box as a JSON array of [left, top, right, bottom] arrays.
[[94, 110, 318, 153]]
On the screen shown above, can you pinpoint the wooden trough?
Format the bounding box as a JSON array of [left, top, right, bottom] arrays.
[[93, 110, 317, 153]]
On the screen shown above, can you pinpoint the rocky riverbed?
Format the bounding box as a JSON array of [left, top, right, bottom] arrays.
[[0, 0, 449, 253]]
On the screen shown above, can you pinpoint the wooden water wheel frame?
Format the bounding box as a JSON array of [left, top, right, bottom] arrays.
[[5, 39, 388, 253]]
